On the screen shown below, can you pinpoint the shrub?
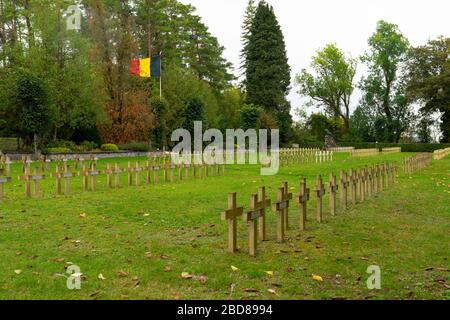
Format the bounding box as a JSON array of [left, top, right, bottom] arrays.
[[118, 142, 150, 152], [80, 141, 98, 152], [46, 147, 71, 154], [46, 140, 77, 150], [338, 142, 450, 153], [101, 144, 119, 152]]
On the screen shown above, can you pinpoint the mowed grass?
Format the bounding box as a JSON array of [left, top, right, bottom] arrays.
[[0, 153, 449, 300]]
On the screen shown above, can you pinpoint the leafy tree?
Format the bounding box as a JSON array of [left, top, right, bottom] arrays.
[[416, 114, 434, 143], [240, 0, 257, 76], [406, 36, 450, 142], [240, 104, 263, 130], [15, 71, 53, 153], [296, 44, 356, 132], [183, 97, 207, 136], [151, 97, 169, 149], [306, 113, 336, 142], [360, 20, 412, 142]]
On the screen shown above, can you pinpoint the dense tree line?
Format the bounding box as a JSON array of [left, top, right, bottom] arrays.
[[0, 0, 448, 152]]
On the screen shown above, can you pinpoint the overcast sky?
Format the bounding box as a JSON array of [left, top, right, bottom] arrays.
[[180, 0, 449, 116]]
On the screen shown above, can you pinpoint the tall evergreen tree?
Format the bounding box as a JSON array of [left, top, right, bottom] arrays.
[[244, 2, 292, 142], [239, 0, 257, 77]]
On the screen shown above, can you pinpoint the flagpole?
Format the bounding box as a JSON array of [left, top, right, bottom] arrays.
[[159, 51, 162, 99]]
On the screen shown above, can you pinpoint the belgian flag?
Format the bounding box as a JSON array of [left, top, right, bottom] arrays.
[[130, 56, 161, 78]]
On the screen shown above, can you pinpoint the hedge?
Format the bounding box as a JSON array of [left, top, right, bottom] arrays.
[[338, 142, 450, 153], [0, 138, 19, 151]]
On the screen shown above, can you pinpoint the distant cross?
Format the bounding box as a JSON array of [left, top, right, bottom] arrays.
[[63, 163, 73, 196], [243, 194, 264, 257], [89, 163, 100, 191], [256, 186, 271, 241], [5, 156, 12, 176], [349, 168, 357, 206], [221, 192, 243, 253], [31, 167, 45, 197], [18, 166, 32, 198], [127, 162, 134, 186], [0, 169, 11, 201], [105, 163, 113, 188], [178, 162, 183, 180], [170, 162, 176, 182], [145, 160, 152, 184], [153, 163, 160, 184], [393, 162, 397, 184], [340, 170, 349, 210], [81, 164, 89, 192], [296, 177, 310, 231], [52, 164, 63, 195], [135, 162, 142, 186], [114, 163, 122, 188], [328, 173, 338, 216], [375, 165, 380, 194], [359, 169, 365, 202], [367, 166, 373, 197], [314, 175, 326, 223]]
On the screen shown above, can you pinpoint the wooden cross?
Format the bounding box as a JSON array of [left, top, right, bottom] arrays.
[[63, 163, 73, 196], [314, 175, 326, 223], [389, 162, 394, 186], [340, 170, 349, 210], [31, 167, 45, 197], [198, 162, 203, 179], [178, 162, 183, 180], [162, 160, 168, 182], [127, 162, 134, 186], [170, 162, 176, 182], [281, 182, 293, 229], [81, 164, 89, 192], [243, 194, 264, 257], [221, 192, 243, 253], [349, 169, 357, 206], [52, 164, 63, 195], [375, 164, 380, 194], [19, 167, 33, 198], [359, 169, 365, 202], [114, 163, 122, 188], [367, 166, 373, 197], [256, 186, 271, 241], [185, 162, 191, 179], [272, 185, 292, 243], [393, 162, 397, 184], [380, 163, 385, 191], [296, 177, 310, 231], [135, 162, 142, 186], [105, 163, 113, 188], [145, 160, 152, 184], [0, 169, 11, 202], [4, 156, 12, 176], [153, 163, 160, 184], [328, 173, 338, 216], [89, 163, 100, 191]]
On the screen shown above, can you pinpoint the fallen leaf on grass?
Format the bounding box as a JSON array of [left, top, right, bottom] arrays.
[[312, 274, 324, 282], [117, 270, 128, 278], [181, 272, 193, 279], [244, 288, 259, 293], [267, 289, 276, 294], [264, 271, 274, 276], [144, 252, 152, 259], [164, 266, 172, 272], [98, 274, 106, 280], [14, 270, 22, 275], [80, 213, 87, 218], [231, 266, 239, 272]]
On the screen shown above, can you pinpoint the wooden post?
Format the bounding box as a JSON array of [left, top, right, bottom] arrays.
[[0, 169, 11, 202], [31, 167, 44, 197], [393, 162, 397, 184], [257, 187, 271, 241], [127, 162, 134, 186], [380, 163, 385, 192], [89, 163, 99, 192], [19, 167, 32, 198], [114, 163, 121, 188], [367, 166, 373, 198], [389, 162, 394, 186], [221, 192, 243, 253], [296, 177, 310, 231], [328, 173, 338, 216], [272, 187, 289, 243], [63, 164, 73, 196], [170, 163, 175, 182], [350, 169, 357, 205], [281, 182, 293, 229], [244, 194, 264, 257], [153, 163, 160, 184], [178, 162, 183, 181], [314, 175, 326, 223], [52, 165, 63, 195], [135, 162, 142, 186], [359, 169, 365, 202], [340, 170, 348, 210], [106, 164, 113, 188]]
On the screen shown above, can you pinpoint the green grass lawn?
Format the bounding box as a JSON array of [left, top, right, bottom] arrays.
[[0, 153, 449, 300]]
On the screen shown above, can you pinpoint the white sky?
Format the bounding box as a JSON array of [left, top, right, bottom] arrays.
[[180, 0, 449, 118]]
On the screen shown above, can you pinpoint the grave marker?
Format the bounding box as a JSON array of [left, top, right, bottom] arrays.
[[243, 194, 264, 257], [339, 170, 349, 210], [89, 163, 100, 191], [296, 177, 310, 231], [272, 186, 290, 243], [349, 169, 357, 206], [19, 167, 32, 198], [314, 175, 326, 223], [221, 192, 243, 253], [328, 173, 338, 216], [114, 163, 122, 188], [135, 162, 142, 186], [281, 182, 293, 229], [52, 165, 63, 195], [63, 164, 73, 196], [257, 186, 271, 241], [0, 169, 11, 201]]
